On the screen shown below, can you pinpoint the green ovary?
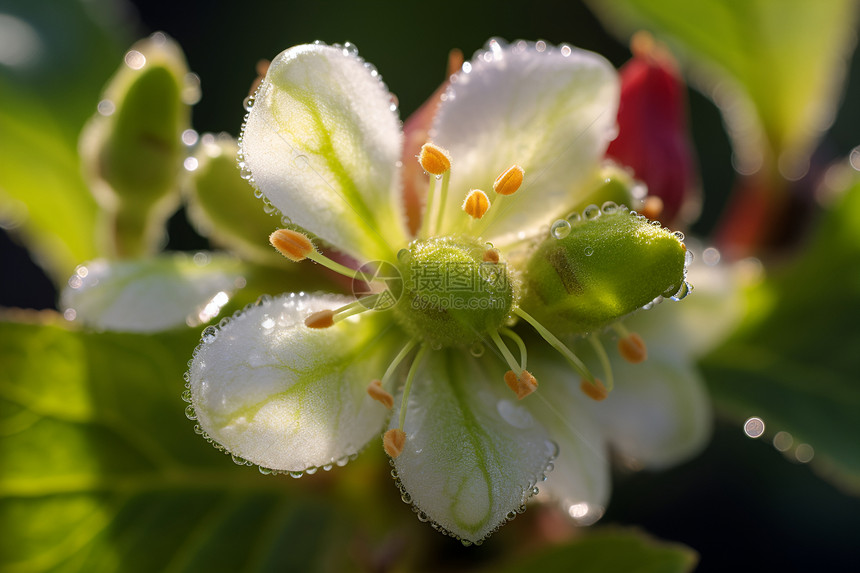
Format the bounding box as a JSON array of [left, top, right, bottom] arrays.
[[392, 236, 514, 348]]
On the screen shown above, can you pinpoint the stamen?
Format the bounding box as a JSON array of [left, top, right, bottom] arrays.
[[434, 170, 451, 234], [580, 378, 609, 401], [367, 380, 394, 409], [588, 334, 614, 391], [489, 328, 522, 375], [504, 369, 538, 400], [270, 228, 369, 281], [462, 189, 490, 219], [499, 327, 528, 371], [383, 428, 407, 458], [270, 229, 314, 261], [619, 332, 648, 364], [612, 323, 648, 363], [642, 196, 664, 221], [304, 309, 335, 329], [493, 165, 525, 196], [397, 344, 429, 431], [418, 143, 451, 175], [483, 248, 500, 263], [513, 307, 597, 382], [379, 339, 419, 391]]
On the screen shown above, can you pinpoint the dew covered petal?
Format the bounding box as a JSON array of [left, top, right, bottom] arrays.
[[524, 344, 611, 524], [240, 43, 408, 261], [390, 348, 555, 544], [433, 40, 619, 245], [189, 293, 399, 472], [60, 253, 244, 332]]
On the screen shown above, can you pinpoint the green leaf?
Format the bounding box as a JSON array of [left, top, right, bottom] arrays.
[[0, 0, 129, 282], [700, 178, 860, 494], [588, 0, 859, 164], [494, 528, 696, 573], [0, 318, 359, 572]]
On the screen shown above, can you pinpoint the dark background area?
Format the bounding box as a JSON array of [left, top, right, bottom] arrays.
[[2, 0, 860, 570]]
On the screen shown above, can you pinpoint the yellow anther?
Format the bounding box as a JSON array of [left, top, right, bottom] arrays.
[[618, 332, 648, 364], [504, 370, 538, 400], [418, 142, 451, 175], [580, 378, 609, 402], [367, 380, 394, 409], [383, 428, 407, 458], [483, 248, 500, 263], [269, 229, 315, 262], [304, 309, 335, 329], [493, 165, 525, 196], [462, 189, 490, 219]]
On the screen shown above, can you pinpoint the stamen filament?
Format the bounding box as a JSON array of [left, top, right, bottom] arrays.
[[588, 334, 614, 391], [489, 328, 522, 375], [418, 174, 438, 239], [380, 339, 419, 390], [306, 251, 367, 281], [499, 327, 528, 371], [513, 307, 595, 382], [398, 344, 429, 430], [612, 322, 631, 338], [433, 170, 451, 234]]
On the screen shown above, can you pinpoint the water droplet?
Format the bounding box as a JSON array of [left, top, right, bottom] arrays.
[[670, 281, 692, 301], [202, 326, 218, 343], [343, 42, 359, 56], [535, 40, 547, 53], [685, 250, 694, 267], [239, 166, 253, 180], [231, 453, 247, 465], [417, 511, 429, 522], [397, 248, 411, 263], [289, 471, 303, 479], [258, 466, 273, 475], [651, 219, 663, 227], [601, 201, 618, 214], [68, 275, 82, 289], [545, 440, 560, 459], [280, 215, 292, 227], [243, 95, 255, 111], [673, 230, 685, 241], [550, 219, 571, 239], [293, 154, 309, 170], [124, 50, 145, 69], [193, 424, 203, 435], [583, 204, 601, 220], [560, 44, 572, 57], [184, 405, 197, 420], [97, 99, 115, 116], [180, 389, 192, 403], [567, 212, 582, 224], [401, 492, 412, 503], [584, 246, 594, 257], [469, 342, 485, 357], [743, 416, 765, 438], [702, 247, 720, 266], [506, 511, 517, 521], [263, 203, 277, 215]]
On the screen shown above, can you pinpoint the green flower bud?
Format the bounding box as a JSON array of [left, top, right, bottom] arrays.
[[520, 205, 687, 336], [570, 162, 645, 215], [79, 32, 193, 257], [184, 135, 283, 265], [393, 236, 514, 347]]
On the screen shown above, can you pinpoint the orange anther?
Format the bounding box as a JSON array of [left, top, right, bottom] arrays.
[[483, 248, 500, 263], [418, 142, 451, 175], [493, 165, 524, 196], [504, 370, 538, 400], [580, 378, 609, 402], [367, 380, 394, 409], [618, 332, 647, 364], [463, 189, 490, 219], [269, 229, 315, 261], [383, 428, 407, 458], [304, 309, 335, 329], [641, 196, 664, 221]]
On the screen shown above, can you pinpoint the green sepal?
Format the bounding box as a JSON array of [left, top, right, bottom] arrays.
[[520, 206, 687, 336], [184, 135, 284, 266], [79, 33, 192, 257]]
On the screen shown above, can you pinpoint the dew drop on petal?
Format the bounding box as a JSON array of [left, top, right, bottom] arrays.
[[743, 416, 765, 438]]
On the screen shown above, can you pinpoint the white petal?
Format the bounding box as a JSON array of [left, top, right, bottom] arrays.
[[591, 352, 712, 471], [390, 349, 556, 544], [240, 43, 409, 261], [189, 293, 397, 472], [60, 253, 243, 332], [433, 40, 619, 245], [525, 344, 611, 525]]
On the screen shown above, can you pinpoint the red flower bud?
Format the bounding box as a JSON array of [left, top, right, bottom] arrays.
[[606, 33, 698, 224]]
